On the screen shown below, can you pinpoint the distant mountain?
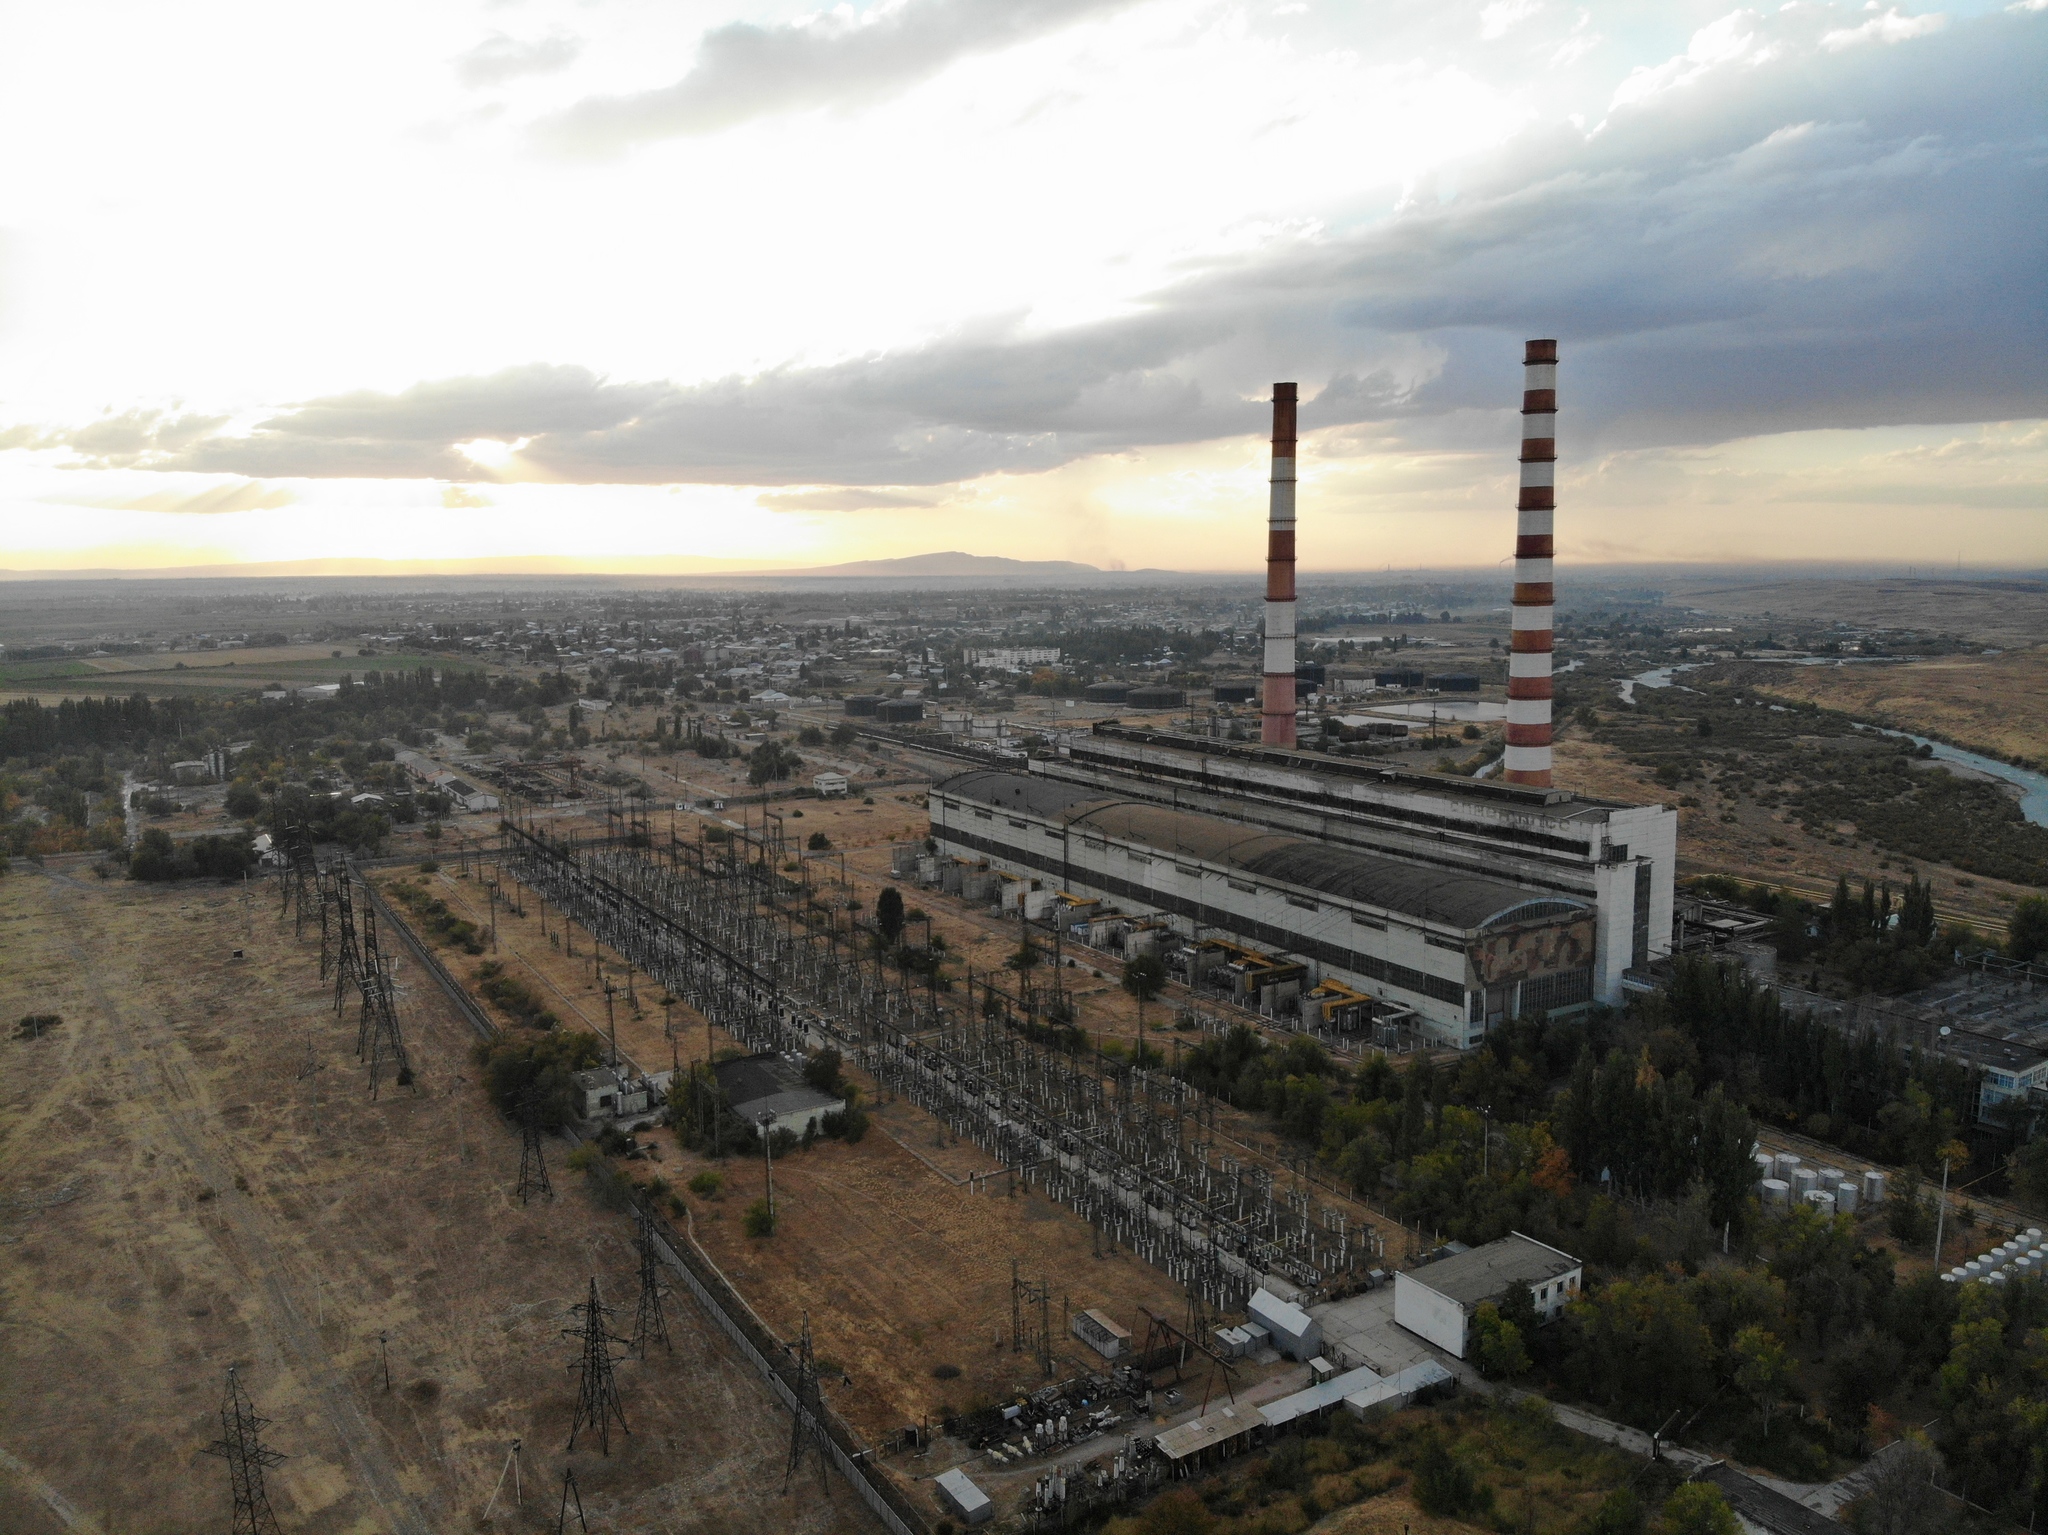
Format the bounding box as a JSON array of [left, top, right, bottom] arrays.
[[786, 551, 1103, 578]]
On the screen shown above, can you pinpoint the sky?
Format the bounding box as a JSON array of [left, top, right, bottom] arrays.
[[0, 0, 2041, 575]]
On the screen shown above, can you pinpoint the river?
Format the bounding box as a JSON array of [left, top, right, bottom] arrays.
[[1612, 665, 2048, 828]]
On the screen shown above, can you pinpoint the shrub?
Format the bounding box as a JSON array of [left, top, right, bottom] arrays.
[[687, 1169, 724, 1198], [128, 827, 257, 882], [472, 1029, 605, 1126], [1657, 1482, 1739, 1535], [807, 831, 832, 851], [472, 960, 559, 1028], [743, 1197, 776, 1238], [931, 1363, 962, 1380], [1412, 1432, 1491, 1520]]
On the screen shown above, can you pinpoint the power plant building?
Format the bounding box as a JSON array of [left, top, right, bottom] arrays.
[[923, 339, 1675, 1049], [929, 763, 1610, 1049]]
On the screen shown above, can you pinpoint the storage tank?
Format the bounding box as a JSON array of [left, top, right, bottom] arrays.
[[1964, 1261, 1983, 1278], [1805, 1190, 1836, 1216], [1834, 1181, 1859, 1214], [1863, 1169, 1888, 1204], [1989, 1271, 2008, 1285], [1818, 1167, 1845, 1190], [1760, 1179, 1789, 1206], [1774, 1152, 1802, 1179], [1941, 1271, 1961, 1283], [1792, 1168, 1818, 1198]]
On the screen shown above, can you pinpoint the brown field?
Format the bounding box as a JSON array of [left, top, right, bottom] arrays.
[[1665, 574, 2048, 648], [1551, 730, 2034, 932], [1741, 647, 2048, 764], [0, 863, 876, 1535]]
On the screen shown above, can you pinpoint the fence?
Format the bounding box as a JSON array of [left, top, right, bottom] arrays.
[[354, 864, 929, 1535]]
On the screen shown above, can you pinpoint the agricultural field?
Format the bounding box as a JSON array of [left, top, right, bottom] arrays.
[[1661, 574, 2048, 650], [0, 862, 875, 1535], [0, 644, 442, 704]]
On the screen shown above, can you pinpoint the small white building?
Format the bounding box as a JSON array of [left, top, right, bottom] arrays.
[[1392, 1233, 1581, 1359], [1070, 1308, 1131, 1360], [812, 771, 850, 798], [1247, 1287, 1322, 1361], [572, 1067, 674, 1126], [934, 1468, 993, 1527]]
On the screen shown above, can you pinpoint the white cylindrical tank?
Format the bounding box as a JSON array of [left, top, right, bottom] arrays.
[[1775, 1152, 1802, 1179], [1818, 1167, 1845, 1189], [2015, 1257, 2035, 1277], [1864, 1169, 1888, 1204], [1942, 1271, 1960, 1283], [1989, 1271, 2008, 1285], [1793, 1168, 1818, 1197], [1806, 1190, 1836, 1216], [1964, 1261, 1983, 1278], [1835, 1181, 1860, 1214], [1760, 1179, 1789, 1206], [2027, 1228, 2043, 1244]]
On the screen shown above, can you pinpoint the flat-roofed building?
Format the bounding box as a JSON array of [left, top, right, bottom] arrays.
[[1030, 726, 1674, 1009], [1392, 1233, 1581, 1358], [713, 1054, 844, 1139], [928, 770, 1596, 1049]]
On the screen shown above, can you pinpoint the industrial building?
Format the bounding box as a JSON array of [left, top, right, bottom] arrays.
[[922, 346, 1673, 1040], [1392, 1234, 1581, 1359], [928, 767, 1600, 1048], [1016, 725, 1674, 1011]]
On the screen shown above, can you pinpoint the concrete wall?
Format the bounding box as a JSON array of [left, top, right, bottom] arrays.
[[1393, 1272, 1468, 1358]]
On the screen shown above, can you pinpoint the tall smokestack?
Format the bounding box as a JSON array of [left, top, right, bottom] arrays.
[[1505, 339, 1557, 787], [1261, 382, 1298, 747]]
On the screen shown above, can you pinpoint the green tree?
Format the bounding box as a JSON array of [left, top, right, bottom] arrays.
[[1472, 1301, 1531, 1379], [1658, 1483, 1739, 1535], [2009, 895, 2048, 962], [1578, 1489, 1645, 1535], [1731, 1325, 1792, 1437], [876, 886, 905, 945], [1412, 1433, 1490, 1519], [743, 1197, 776, 1237]]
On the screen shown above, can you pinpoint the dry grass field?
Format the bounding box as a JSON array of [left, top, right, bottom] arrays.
[[1551, 731, 2035, 932], [1664, 574, 2048, 648], [1743, 647, 2048, 764], [0, 863, 877, 1535]]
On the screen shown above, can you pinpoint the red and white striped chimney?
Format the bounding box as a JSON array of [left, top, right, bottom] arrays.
[[1261, 382, 1298, 747], [1504, 340, 1557, 787]]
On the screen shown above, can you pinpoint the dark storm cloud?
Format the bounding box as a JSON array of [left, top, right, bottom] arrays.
[[46, 7, 2046, 487], [537, 0, 1138, 152]]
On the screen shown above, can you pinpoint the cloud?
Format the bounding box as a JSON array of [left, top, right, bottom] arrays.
[[537, 0, 1137, 152], [5, 408, 232, 466], [42, 479, 296, 515], [454, 32, 582, 88], [31, 6, 2047, 487], [441, 483, 493, 509], [757, 487, 939, 511]]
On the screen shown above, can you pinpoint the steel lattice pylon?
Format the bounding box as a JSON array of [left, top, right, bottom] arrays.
[[564, 1278, 629, 1455], [516, 1088, 553, 1205], [782, 1311, 829, 1497], [631, 1202, 670, 1358], [201, 1366, 286, 1535]]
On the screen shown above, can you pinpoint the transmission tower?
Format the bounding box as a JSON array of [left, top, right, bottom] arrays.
[[564, 1278, 629, 1454], [276, 806, 317, 934], [354, 904, 413, 1099], [330, 867, 362, 1017], [631, 1202, 671, 1358], [556, 1466, 588, 1533], [516, 1089, 553, 1205], [782, 1311, 829, 1496], [201, 1366, 286, 1535]]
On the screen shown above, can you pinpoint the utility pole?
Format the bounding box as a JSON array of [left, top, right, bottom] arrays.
[[760, 1111, 777, 1213]]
